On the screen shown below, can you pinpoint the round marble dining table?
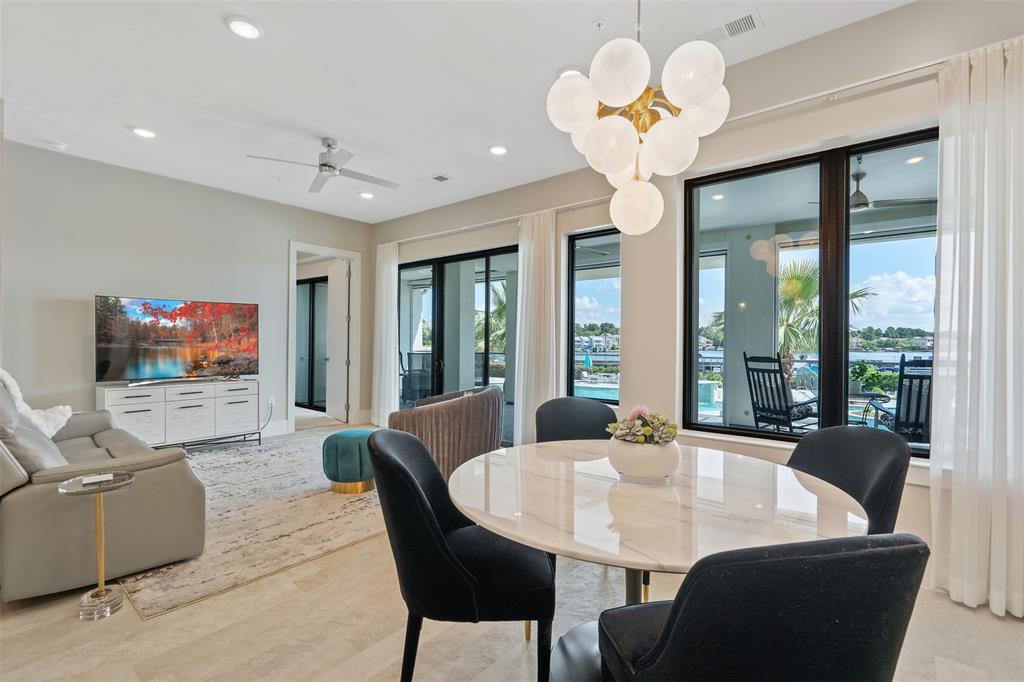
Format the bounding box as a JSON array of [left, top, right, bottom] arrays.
[[448, 439, 868, 681]]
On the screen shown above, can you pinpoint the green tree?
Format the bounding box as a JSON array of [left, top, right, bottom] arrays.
[[475, 281, 507, 351], [777, 258, 875, 364]]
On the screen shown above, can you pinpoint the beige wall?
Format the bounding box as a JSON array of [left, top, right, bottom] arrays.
[[1, 142, 375, 430]]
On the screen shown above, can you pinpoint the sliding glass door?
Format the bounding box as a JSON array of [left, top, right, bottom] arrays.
[[398, 265, 436, 408], [399, 246, 518, 443]]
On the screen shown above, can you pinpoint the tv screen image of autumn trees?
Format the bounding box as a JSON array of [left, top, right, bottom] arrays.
[[95, 296, 258, 382]]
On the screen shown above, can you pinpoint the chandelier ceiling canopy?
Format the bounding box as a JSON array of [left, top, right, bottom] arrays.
[[546, 4, 730, 235]]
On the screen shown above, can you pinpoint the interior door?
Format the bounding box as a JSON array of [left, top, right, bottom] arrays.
[[325, 259, 350, 422], [295, 282, 311, 407]]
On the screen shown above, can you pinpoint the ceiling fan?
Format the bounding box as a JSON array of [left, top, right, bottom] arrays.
[[247, 137, 399, 194], [810, 155, 936, 211]]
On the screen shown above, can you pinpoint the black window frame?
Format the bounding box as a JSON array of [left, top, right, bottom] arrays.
[[682, 127, 939, 457], [567, 227, 622, 406]]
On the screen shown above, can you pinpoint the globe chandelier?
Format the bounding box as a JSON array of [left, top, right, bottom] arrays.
[[546, 1, 730, 235]]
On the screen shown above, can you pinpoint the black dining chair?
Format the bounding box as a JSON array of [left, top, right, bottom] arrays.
[[596, 533, 929, 682], [787, 425, 911, 534], [536, 396, 617, 442], [367, 429, 556, 682]]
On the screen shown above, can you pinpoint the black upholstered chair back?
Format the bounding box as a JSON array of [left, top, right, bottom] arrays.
[[367, 429, 478, 621], [788, 425, 911, 534], [635, 534, 929, 682], [535, 397, 617, 442]]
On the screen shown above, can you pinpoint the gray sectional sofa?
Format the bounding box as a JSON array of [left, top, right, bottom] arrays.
[[0, 387, 205, 601]]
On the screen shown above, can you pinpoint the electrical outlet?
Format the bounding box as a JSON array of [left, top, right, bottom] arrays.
[[268, 396, 276, 407]]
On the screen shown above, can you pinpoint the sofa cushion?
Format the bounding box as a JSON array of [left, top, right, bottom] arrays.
[[93, 429, 152, 458], [0, 417, 68, 475], [0, 441, 29, 496], [0, 387, 19, 437], [55, 436, 112, 464]]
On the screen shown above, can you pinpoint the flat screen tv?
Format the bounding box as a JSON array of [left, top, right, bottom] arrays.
[[95, 296, 258, 383]]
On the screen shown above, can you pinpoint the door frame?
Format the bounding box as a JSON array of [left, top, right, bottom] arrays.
[[295, 276, 328, 412], [287, 241, 362, 433]]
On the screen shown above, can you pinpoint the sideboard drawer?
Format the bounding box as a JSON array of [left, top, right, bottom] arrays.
[[166, 385, 217, 401], [215, 382, 258, 398], [109, 403, 166, 445], [216, 396, 258, 436], [104, 387, 165, 406], [165, 399, 216, 443]]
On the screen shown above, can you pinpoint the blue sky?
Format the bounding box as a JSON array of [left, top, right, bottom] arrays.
[[574, 276, 621, 326], [121, 297, 183, 323], [698, 234, 937, 331]]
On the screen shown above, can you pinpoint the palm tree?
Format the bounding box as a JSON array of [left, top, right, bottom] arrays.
[[474, 281, 507, 351], [777, 258, 875, 365], [702, 311, 725, 347]]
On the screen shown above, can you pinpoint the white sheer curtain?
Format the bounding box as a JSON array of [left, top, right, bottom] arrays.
[[931, 37, 1023, 618], [371, 242, 400, 426], [513, 210, 559, 444]]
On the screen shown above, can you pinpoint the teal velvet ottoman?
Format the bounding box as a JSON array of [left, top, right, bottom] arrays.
[[322, 429, 375, 494]]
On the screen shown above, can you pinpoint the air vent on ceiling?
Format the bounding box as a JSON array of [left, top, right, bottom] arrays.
[[696, 9, 763, 45], [420, 173, 454, 183]]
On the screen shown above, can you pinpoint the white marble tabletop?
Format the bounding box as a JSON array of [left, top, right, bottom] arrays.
[[448, 440, 868, 574]]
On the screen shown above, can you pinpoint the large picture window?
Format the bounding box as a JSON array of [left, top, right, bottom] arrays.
[[568, 229, 621, 404], [684, 130, 937, 455]]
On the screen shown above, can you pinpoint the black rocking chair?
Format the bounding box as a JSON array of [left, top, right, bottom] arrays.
[[869, 354, 932, 443], [743, 352, 818, 432]]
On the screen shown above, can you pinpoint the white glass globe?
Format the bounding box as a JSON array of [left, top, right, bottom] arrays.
[[589, 37, 651, 107], [640, 115, 699, 176], [584, 115, 639, 174], [610, 180, 664, 235], [570, 118, 596, 154], [606, 156, 652, 189], [546, 73, 599, 133], [682, 85, 730, 137], [661, 40, 725, 109]]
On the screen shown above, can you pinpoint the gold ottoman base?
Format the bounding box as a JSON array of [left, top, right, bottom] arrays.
[[331, 479, 375, 494]]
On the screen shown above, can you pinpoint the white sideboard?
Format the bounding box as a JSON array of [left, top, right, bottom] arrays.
[[96, 380, 260, 446]]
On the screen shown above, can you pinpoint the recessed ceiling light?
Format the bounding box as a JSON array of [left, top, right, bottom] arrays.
[[227, 17, 262, 39], [359, 191, 374, 199], [131, 127, 157, 139], [489, 145, 508, 156], [711, 193, 725, 201], [45, 140, 69, 152], [905, 156, 924, 165]]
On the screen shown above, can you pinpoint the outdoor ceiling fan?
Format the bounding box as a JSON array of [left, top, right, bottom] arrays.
[[247, 137, 399, 194], [810, 155, 936, 211]]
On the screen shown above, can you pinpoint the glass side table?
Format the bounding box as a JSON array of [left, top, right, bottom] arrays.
[[58, 471, 135, 620]]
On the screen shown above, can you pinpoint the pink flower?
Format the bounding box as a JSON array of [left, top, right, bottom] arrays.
[[626, 405, 652, 421]]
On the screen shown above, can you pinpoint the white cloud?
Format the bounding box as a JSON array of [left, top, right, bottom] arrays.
[[851, 271, 936, 330], [575, 296, 620, 324]]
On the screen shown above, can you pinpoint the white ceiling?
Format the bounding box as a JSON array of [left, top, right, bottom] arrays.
[[2, 1, 908, 224], [696, 138, 938, 231]]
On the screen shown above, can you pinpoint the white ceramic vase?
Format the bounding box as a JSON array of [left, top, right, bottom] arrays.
[[606, 437, 681, 482]]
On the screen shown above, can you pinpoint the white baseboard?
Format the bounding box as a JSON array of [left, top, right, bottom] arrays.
[[261, 418, 290, 438]]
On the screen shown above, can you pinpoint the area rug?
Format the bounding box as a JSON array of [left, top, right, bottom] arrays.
[[119, 429, 384, 619]]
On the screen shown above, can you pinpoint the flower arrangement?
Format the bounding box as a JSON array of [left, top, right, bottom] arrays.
[[606, 405, 678, 446]]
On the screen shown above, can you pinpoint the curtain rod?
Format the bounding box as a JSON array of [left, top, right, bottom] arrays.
[[394, 194, 612, 246]]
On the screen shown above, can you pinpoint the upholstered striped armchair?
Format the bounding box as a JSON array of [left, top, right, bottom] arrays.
[[386, 386, 503, 481]]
